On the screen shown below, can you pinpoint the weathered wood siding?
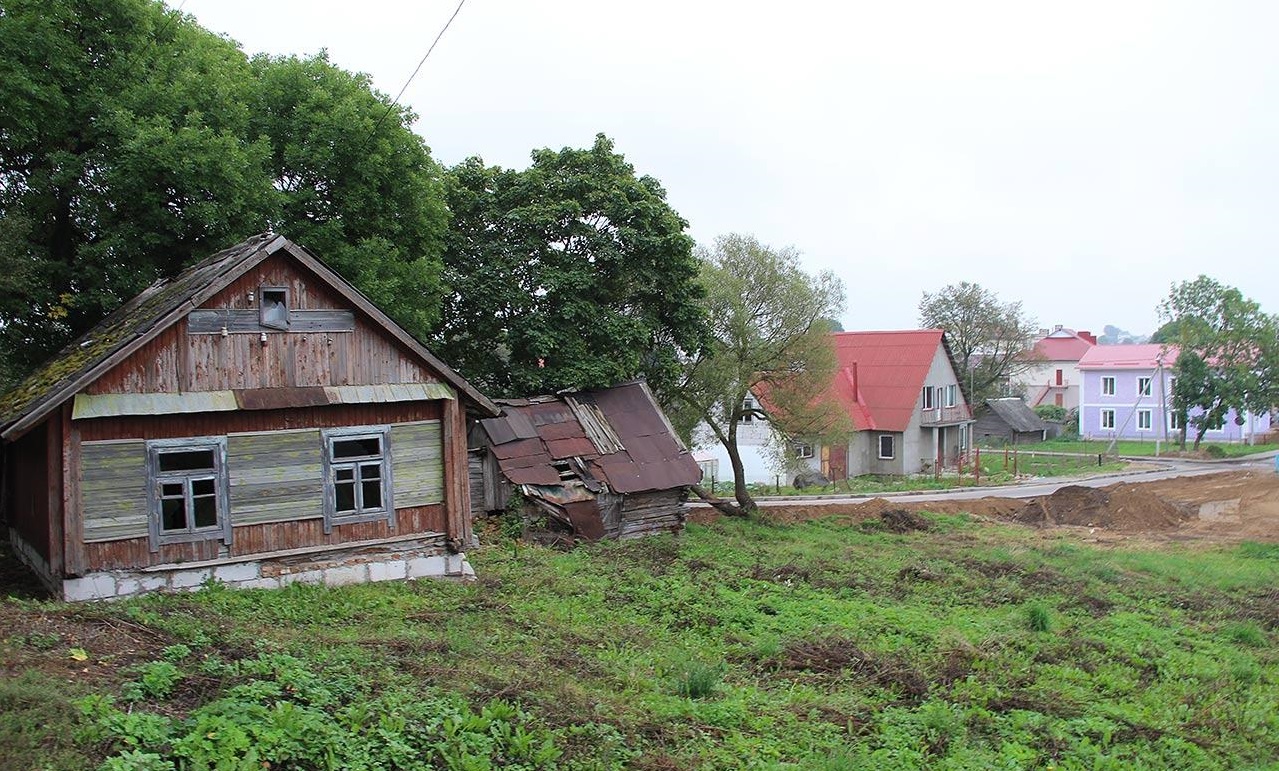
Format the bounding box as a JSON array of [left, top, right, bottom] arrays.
[[227, 429, 324, 525], [82, 503, 447, 572], [390, 421, 443, 507], [5, 419, 53, 559], [616, 490, 687, 540], [84, 253, 441, 395], [81, 439, 148, 542]]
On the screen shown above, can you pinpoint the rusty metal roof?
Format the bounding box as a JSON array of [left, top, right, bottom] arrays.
[[481, 381, 701, 495]]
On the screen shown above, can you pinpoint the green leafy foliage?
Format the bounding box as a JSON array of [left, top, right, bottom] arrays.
[[433, 135, 706, 398], [918, 282, 1038, 403], [669, 233, 847, 515], [0, 0, 449, 385], [1160, 275, 1279, 450]]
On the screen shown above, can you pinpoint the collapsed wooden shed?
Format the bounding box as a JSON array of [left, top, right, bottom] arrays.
[[469, 381, 701, 540], [0, 233, 498, 601]]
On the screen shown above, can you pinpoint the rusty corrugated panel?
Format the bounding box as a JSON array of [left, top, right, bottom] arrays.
[[536, 421, 586, 441], [490, 437, 546, 460], [503, 465, 562, 485], [526, 402, 575, 426], [545, 437, 598, 459], [236, 386, 329, 410], [323, 383, 453, 404], [562, 500, 605, 540], [480, 416, 519, 445]]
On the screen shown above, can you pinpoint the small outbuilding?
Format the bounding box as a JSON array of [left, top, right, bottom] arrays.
[[975, 397, 1049, 445], [469, 381, 701, 541], [0, 233, 498, 601]]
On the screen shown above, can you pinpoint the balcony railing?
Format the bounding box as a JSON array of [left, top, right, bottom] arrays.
[[919, 405, 972, 426]]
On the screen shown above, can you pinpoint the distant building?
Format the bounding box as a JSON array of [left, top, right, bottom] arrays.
[[975, 398, 1049, 445], [1016, 326, 1096, 411]]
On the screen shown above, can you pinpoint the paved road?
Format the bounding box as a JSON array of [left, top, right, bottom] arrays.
[[705, 453, 1278, 508]]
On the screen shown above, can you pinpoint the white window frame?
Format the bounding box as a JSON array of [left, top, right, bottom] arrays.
[[1100, 409, 1116, 430], [877, 434, 895, 460], [945, 384, 957, 408], [1137, 409, 1152, 431], [1101, 376, 1116, 396], [739, 395, 757, 424], [146, 437, 230, 552], [793, 441, 815, 460], [921, 386, 934, 409], [322, 427, 395, 533], [1168, 411, 1181, 431], [1137, 377, 1152, 397]]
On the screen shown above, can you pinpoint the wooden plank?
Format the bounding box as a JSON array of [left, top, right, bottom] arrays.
[[62, 403, 84, 575], [80, 439, 148, 542], [227, 429, 325, 526], [440, 398, 471, 545], [390, 421, 444, 507], [47, 412, 65, 576]]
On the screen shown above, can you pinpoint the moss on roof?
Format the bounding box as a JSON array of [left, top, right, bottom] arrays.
[[0, 233, 278, 430]]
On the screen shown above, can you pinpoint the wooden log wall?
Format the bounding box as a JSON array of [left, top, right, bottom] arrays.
[[83, 503, 446, 572], [616, 490, 688, 539]]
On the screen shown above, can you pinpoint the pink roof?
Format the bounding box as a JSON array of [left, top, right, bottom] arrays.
[[827, 329, 948, 432], [1077, 344, 1178, 370], [1032, 329, 1095, 362]]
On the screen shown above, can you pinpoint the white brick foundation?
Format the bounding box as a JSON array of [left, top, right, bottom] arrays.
[[51, 537, 474, 602]]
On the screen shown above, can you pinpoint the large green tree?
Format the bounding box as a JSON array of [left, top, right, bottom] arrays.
[[0, 0, 449, 384], [1159, 275, 1279, 450], [434, 135, 706, 398], [918, 282, 1037, 402], [668, 234, 848, 517]]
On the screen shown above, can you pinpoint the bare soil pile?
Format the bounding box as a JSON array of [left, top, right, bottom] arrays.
[[1015, 483, 1192, 532]]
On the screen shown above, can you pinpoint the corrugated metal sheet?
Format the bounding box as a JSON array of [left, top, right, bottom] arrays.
[[323, 383, 454, 403], [73, 391, 239, 419]]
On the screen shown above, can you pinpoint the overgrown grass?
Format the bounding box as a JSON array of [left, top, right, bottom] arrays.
[[3, 519, 1278, 769], [1013, 437, 1273, 458]]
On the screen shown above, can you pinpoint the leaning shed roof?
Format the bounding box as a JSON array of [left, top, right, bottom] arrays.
[[983, 398, 1048, 434], [481, 381, 701, 494], [0, 232, 497, 439]]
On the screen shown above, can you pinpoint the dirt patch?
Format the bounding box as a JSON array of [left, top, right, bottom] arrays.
[[878, 509, 933, 533], [778, 637, 929, 700], [700, 470, 1279, 542], [1014, 484, 1193, 532]]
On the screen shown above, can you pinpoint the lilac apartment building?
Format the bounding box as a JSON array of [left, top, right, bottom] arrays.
[[1078, 344, 1271, 442]]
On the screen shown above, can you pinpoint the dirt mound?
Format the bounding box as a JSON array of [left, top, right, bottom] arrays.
[[1016, 483, 1192, 532], [879, 509, 933, 533]]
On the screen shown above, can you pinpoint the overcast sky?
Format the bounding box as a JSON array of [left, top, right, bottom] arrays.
[[186, 0, 1279, 338]]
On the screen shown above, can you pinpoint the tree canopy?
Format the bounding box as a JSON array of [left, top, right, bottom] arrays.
[[0, 0, 448, 384], [918, 282, 1037, 402], [432, 135, 707, 398], [1159, 275, 1279, 449], [668, 234, 847, 516]]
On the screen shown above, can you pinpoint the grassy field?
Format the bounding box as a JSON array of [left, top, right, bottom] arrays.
[[729, 454, 1128, 497], [2, 514, 1277, 770], [1013, 438, 1273, 459]]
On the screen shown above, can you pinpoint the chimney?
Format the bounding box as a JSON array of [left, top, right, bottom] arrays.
[[1054, 324, 1063, 332], [1078, 330, 1097, 345]]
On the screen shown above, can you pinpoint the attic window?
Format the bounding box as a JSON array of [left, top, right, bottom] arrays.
[[259, 287, 289, 330]]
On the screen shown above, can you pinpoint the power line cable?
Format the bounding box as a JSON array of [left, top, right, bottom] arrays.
[[357, 0, 468, 154]]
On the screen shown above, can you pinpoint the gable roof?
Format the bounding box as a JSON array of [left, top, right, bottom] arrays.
[[1032, 328, 1096, 362], [0, 233, 498, 439], [824, 329, 957, 432], [479, 381, 701, 494], [1077, 343, 1177, 371], [983, 397, 1048, 434]]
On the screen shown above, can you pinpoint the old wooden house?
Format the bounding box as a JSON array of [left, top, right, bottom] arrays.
[[469, 381, 701, 540], [975, 398, 1049, 446], [0, 233, 498, 601]]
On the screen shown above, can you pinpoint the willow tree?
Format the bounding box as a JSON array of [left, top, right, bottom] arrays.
[[670, 234, 848, 517]]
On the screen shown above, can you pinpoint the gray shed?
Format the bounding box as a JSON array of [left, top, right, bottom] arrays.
[[975, 398, 1048, 445]]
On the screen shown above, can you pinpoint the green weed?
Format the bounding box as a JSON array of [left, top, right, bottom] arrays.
[[1025, 602, 1053, 633]]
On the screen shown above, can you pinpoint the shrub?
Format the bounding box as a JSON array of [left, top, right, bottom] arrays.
[[1025, 603, 1052, 633], [674, 660, 722, 699], [1205, 444, 1227, 458]]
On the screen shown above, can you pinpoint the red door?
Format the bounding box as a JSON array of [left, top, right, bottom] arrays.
[[1055, 369, 1063, 386], [826, 444, 848, 481]]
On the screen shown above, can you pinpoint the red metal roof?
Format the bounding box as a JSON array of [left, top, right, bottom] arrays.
[[1077, 344, 1177, 370], [1031, 329, 1096, 362], [824, 329, 949, 432]]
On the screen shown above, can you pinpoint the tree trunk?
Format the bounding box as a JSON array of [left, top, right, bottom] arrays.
[[690, 485, 748, 517], [724, 430, 758, 517], [1192, 422, 1209, 451]]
